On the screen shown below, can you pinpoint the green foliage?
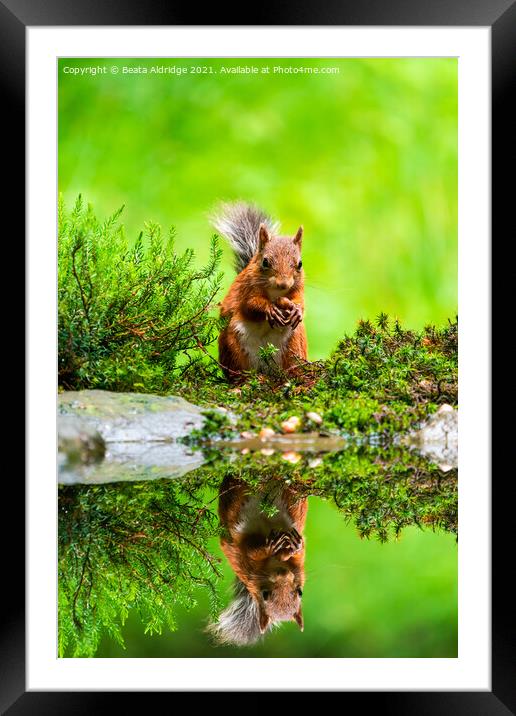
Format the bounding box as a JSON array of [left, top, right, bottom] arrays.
[[314, 449, 457, 540], [56, 311, 458, 657], [57, 196, 457, 440], [257, 343, 281, 375], [58, 479, 222, 657], [57, 57, 459, 659], [58, 195, 223, 392]]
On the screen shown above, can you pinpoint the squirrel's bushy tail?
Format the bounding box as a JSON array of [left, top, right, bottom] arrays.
[[209, 201, 280, 273], [206, 579, 269, 646]]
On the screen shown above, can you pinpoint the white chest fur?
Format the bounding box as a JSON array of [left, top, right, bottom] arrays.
[[234, 319, 291, 369], [234, 494, 295, 536]]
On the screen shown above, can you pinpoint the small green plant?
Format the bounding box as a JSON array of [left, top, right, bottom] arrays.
[[328, 314, 457, 407], [182, 409, 234, 445], [58, 195, 223, 392], [258, 343, 280, 373]]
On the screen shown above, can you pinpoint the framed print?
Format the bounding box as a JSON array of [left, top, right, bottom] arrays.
[[4, 0, 512, 710]]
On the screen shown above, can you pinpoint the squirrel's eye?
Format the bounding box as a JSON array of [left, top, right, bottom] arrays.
[[262, 590, 271, 601], [262, 258, 270, 269], [297, 260, 303, 271], [296, 588, 303, 597]]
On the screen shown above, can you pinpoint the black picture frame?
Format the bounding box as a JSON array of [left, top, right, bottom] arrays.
[[7, 0, 510, 711]]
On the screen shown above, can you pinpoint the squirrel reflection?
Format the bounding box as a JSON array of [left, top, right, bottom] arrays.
[[208, 476, 307, 646]]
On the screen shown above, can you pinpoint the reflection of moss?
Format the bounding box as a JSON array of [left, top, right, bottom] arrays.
[[58, 479, 222, 657], [195, 445, 458, 540], [58, 442, 456, 656], [312, 448, 457, 541]]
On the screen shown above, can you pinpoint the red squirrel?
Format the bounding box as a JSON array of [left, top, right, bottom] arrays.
[[207, 476, 307, 646], [211, 202, 308, 380]]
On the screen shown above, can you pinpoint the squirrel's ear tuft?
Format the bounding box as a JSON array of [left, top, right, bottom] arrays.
[[258, 604, 270, 634], [258, 223, 271, 250], [294, 226, 303, 247], [293, 606, 304, 631]]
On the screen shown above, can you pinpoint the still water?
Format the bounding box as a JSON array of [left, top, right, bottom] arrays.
[[58, 435, 458, 658]]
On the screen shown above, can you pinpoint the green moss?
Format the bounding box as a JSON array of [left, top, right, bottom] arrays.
[[177, 315, 458, 439], [192, 444, 458, 540], [183, 409, 233, 444]]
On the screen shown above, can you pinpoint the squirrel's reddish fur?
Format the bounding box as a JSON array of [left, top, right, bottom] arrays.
[[213, 204, 308, 380], [215, 476, 307, 640]]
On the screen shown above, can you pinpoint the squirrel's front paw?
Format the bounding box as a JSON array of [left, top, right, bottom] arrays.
[[266, 304, 289, 328], [274, 298, 303, 329], [269, 529, 304, 559], [287, 304, 303, 329]]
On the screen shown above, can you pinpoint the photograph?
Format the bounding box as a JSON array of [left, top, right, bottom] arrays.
[[57, 56, 458, 659]]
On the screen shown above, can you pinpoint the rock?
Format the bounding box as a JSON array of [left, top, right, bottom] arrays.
[[259, 427, 276, 440], [281, 416, 301, 434], [260, 448, 275, 456], [58, 390, 214, 485], [282, 451, 302, 464], [308, 457, 323, 468], [58, 441, 205, 486], [58, 390, 206, 443], [402, 405, 458, 469], [437, 403, 455, 414]]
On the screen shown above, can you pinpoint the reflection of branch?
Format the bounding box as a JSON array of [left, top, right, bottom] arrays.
[[72, 536, 92, 629], [134, 553, 171, 585], [151, 503, 221, 577], [186, 569, 218, 602]]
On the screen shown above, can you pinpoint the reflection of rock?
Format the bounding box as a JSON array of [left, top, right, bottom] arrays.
[[58, 441, 205, 485], [220, 433, 347, 453], [58, 390, 209, 485], [402, 404, 458, 470], [58, 416, 105, 466]]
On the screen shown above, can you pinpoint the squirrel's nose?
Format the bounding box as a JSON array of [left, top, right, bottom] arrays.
[[275, 279, 292, 290]]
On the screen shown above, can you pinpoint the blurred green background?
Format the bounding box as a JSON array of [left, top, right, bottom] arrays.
[[59, 57, 457, 658], [58, 57, 457, 360]]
